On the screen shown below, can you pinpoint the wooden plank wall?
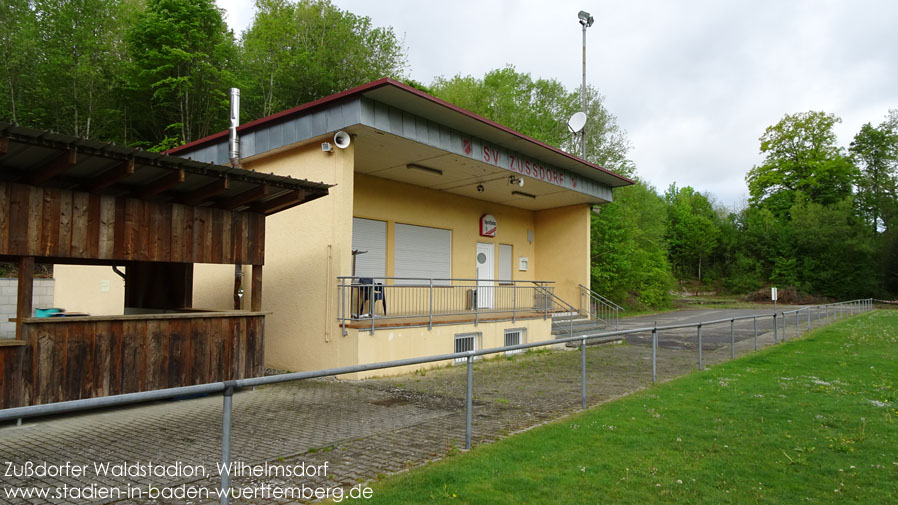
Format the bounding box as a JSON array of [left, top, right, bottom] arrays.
[[0, 315, 264, 409], [0, 182, 265, 265]]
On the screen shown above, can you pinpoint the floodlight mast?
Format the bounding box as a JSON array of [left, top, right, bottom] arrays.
[[578, 10, 594, 160]]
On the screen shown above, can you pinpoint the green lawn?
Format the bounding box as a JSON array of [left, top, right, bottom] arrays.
[[349, 311, 898, 504]]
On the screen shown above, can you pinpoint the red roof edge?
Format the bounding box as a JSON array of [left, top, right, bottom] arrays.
[[167, 77, 634, 185]]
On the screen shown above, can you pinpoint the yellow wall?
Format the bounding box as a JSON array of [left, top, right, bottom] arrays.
[[239, 142, 357, 372], [52, 265, 125, 315], [534, 204, 591, 305], [353, 316, 554, 379], [354, 173, 537, 283], [190, 153, 592, 375]]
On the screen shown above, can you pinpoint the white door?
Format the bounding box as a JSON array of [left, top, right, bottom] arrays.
[[476, 242, 494, 309]]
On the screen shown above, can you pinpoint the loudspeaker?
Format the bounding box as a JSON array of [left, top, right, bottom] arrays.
[[334, 131, 351, 149]]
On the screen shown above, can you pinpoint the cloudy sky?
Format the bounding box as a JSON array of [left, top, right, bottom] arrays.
[[218, 0, 898, 208]]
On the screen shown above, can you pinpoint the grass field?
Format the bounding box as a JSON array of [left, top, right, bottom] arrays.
[[348, 311, 897, 504]]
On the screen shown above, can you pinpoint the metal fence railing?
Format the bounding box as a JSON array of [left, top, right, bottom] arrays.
[[337, 277, 557, 334], [579, 284, 623, 329], [0, 298, 875, 505]]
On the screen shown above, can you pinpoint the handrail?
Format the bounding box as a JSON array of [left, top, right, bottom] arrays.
[[578, 284, 624, 311], [0, 297, 875, 505], [532, 282, 580, 339], [338, 276, 558, 335], [578, 284, 622, 330], [337, 276, 555, 284]]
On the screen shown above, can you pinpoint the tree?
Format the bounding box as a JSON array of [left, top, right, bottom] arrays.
[[33, 0, 135, 140], [664, 184, 720, 282], [126, 0, 238, 149], [746, 111, 858, 215], [789, 197, 878, 297], [0, 0, 38, 125], [591, 180, 673, 309], [238, 0, 407, 119], [431, 66, 633, 176], [850, 111, 898, 234]]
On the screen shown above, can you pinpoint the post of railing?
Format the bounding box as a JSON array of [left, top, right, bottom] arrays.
[[753, 316, 758, 351], [615, 307, 620, 330], [795, 311, 799, 338], [543, 284, 549, 320], [340, 278, 347, 336], [220, 384, 235, 505], [512, 283, 517, 323], [807, 307, 811, 330], [839, 302, 843, 319], [465, 354, 474, 450], [697, 324, 703, 371], [474, 290, 480, 325], [730, 318, 735, 359], [781, 312, 787, 341], [581, 336, 587, 409], [652, 325, 657, 383], [773, 313, 778, 344], [370, 284, 376, 335], [428, 279, 433, 331]]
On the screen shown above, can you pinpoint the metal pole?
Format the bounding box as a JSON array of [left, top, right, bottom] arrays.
[[795, 311, 799, 338], [782, 312, 787, 341], [807, 307, 811, 330], [428, 279, 433, 330], [220, 385, 234, 505], [370, 285, 375, 335], [465, 354, 473, 450], [340, 278, 346, 336], [512, 283, 517, 323], [697, 324, 703, 371], [652, 326, 657, 383], [730, 318, 735, 360], [475, 288, 480, 327], [581, 337, 587, 409], [773, 313, 778, 344], [753, 316, 758, 351], [581, 18, 587, 159]]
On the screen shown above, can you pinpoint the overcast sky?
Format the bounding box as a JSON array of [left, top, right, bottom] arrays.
[[218, 0, 898, 208]]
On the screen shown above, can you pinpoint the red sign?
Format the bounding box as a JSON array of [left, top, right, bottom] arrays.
[[480, 214, 497, 237]]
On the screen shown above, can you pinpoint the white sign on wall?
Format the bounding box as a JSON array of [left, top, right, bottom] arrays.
[[480, 214, 497, 237]]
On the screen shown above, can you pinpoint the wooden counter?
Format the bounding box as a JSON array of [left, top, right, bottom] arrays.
[[0, 311, 266, 409]]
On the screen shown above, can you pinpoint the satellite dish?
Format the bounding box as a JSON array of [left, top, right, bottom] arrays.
[[567, 112, 587, 134]]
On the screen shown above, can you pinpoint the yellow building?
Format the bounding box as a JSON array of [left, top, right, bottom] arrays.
[[58, 79, 632, 377]]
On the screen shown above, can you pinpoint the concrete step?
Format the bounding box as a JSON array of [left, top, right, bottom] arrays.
[[551, 319, 610, 335], [552, 324, 613, 337]]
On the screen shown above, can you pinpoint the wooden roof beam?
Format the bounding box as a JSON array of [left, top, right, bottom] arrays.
[[255, 188, 306, 215], [180, 176, 229, 206], [134, 169, 185, 199], [28, 148, 76, 185], [80, 159, 135, 193], [220, 184, 269, 210]]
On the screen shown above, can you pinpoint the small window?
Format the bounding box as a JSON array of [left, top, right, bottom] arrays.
[[454, 332, 481, 364], [504, 328, 525, 355]]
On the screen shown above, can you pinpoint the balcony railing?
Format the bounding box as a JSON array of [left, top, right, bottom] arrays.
[[338, 277, 560, 334]]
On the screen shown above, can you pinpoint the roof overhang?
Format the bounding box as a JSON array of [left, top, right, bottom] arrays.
[[0, 122, 330, 215], [167, 79, 633, 210]]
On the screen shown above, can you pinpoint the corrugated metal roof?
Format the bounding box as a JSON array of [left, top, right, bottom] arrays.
[[0, 122, 330, 214]]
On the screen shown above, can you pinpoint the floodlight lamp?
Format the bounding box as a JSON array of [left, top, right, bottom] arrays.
[[578, 10, 594, 27]]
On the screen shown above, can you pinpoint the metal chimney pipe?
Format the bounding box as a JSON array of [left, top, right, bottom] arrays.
[[228, 88, 240, 168]]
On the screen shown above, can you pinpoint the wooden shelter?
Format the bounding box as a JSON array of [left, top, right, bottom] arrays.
[[0, 122, 329, 409]]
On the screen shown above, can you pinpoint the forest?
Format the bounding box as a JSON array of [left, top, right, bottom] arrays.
[[2, 0, 895, 307]]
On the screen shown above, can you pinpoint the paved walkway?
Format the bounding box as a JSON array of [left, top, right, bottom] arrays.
[[0, 307, 845, 504]]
